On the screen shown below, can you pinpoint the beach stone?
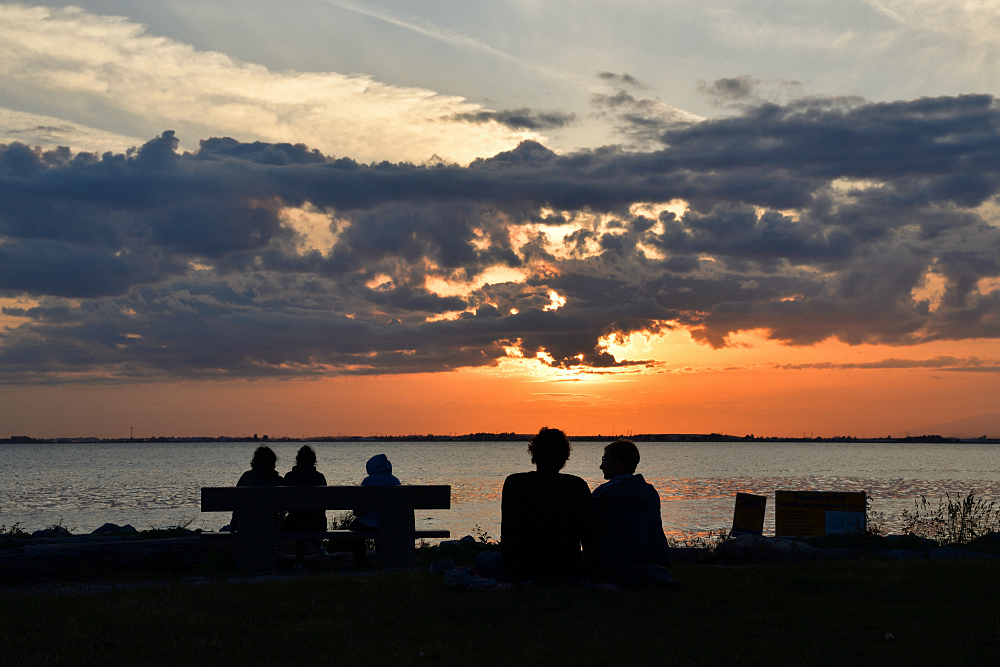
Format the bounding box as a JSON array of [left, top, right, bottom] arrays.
[[31, 526, 71, 538], [883, 534, 937, 549], [91, 523, 138, 536], [929, 546, 999, 560], [875, 549, 925, 561], [440, 535, 479, 548], [669, 547, 712, 564], [714, 534, 819, 563], [815, 547, 860, 561], [968, 532, 1000, 552]]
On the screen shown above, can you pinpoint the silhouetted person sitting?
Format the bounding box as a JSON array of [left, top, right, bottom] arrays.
[[487, 427, 595, 583], [592, 439, 672, 586], [231, 445, 283, 532], [350, 453, 401, 567], [283, 445, 328, 567]]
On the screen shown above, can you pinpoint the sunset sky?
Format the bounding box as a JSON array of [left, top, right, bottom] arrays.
[[2, 1, 1000, 438]]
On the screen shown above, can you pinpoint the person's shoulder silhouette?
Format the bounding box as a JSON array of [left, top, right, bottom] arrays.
[[237, 446, 282, 486], [498, 427, 595, 583]]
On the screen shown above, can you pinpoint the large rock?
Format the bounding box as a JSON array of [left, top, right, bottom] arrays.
[[669, 547, 713, 564], [714, 534, 819, 563], [968, 532, 1000, 552], [875, 549, 926, 561], [31, 526, 71, 538], [439, 535, 481, 549], [815, 547, 861, 561], [90, 523, 138, 536], [882, 534, 937, 549]]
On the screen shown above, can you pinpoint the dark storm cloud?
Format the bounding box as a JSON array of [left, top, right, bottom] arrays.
[[451, 108, 577, 131], [2, 94, 1000, 381]]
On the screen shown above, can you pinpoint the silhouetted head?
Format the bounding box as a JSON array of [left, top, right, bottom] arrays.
[[528, 427, 571, 472], [366, 453, 392, 476], [296, 445, 316, 467], [251, 446, 277, 469], [601, 440, 639, 479]]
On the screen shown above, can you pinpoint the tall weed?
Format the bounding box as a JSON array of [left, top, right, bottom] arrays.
[[668, 529, 732, 553], [900, 491, 1000, 545]]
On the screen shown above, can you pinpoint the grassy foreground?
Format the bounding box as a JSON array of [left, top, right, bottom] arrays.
[[2, 560, 998, 666]]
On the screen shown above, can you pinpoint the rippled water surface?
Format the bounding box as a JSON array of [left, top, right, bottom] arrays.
[[3, 440, 999, 538]]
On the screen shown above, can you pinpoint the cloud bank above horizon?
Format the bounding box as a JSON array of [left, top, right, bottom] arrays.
[[2, 93, 1000, 383], [0, 4, 550, 164]]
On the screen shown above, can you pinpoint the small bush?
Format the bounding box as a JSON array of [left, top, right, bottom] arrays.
[[1, 523, 31, 547], [132, 517, 199, 540], [2, 523, 31, 539], [328, 511, 356, 530], [668, 529, 732, 553], [900, 491, 1000, 546], [473, 524, 498, 546], [866, 495, 887, 537], [324, 511, 374, 551]]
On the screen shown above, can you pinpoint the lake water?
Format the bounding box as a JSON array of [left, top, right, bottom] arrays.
[[3, 440, 999, 540]]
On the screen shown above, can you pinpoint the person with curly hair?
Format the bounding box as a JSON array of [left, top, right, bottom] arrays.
[[480, 427, 596, 583]]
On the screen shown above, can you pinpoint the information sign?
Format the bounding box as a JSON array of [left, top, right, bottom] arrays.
[[732, 492, 767, 536], [774, 490, 866, 537]]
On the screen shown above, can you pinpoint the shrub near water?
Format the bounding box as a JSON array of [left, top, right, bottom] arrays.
[[1, 523, 31, 548], [901, 491, 1000, 546]]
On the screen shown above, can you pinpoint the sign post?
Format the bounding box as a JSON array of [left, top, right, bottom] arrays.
[[732, 492, 767, 536], [774, 490, 866, 537]]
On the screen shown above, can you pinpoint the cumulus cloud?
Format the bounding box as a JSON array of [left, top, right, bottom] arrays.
[[0, 4, 537, 163], [2, 93, 1000, 382]]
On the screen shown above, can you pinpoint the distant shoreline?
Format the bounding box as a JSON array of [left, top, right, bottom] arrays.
[[4, 433, 999, 445]]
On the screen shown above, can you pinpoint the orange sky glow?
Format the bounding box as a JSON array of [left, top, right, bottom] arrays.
[[4, 329, 997, 439]]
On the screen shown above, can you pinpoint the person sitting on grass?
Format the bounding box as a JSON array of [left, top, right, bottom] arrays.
[[350, 453, 401, 567], [592, 439, 672, 587], [229, 445, 283, 533], [476, 427, 596, 583], [283, 445, 329, 568]]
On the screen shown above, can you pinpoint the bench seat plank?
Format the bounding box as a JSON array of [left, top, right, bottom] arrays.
[[200, 485, 451, 570], [200, 530, 451, 541], [201, 485, 450, 511]]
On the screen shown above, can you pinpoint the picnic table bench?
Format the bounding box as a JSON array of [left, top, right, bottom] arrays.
[[201, 485, 450, 570]]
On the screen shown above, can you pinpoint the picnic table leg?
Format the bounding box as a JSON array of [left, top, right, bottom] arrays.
[[378, 497, 416, 567], [236, 503, 276, 572]]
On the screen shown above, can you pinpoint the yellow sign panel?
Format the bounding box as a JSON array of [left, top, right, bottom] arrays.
[[774, 490, 866, 537], [732, 493, 767, 536]]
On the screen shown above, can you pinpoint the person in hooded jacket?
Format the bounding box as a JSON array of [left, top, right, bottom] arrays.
[[592, 439, 672, 586], [283, 445, 328, 566], [350, 453, 401, 567]]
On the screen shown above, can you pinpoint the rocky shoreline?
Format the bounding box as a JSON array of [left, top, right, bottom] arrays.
[[4, 530, 999, 593], [672, 532, 1000, 564]]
